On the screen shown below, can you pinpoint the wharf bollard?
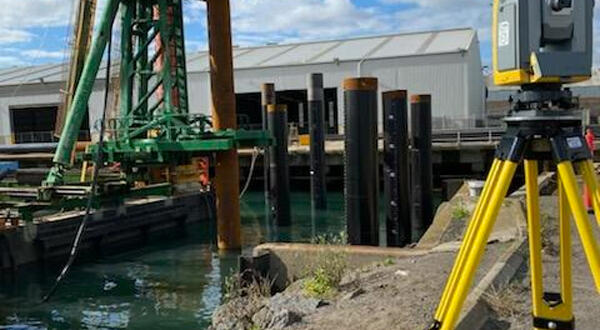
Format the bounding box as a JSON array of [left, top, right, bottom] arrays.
[[410, 94, 433, 241], [308, 73, 327, 210], [267, 104, 291, 226], [383, 90, 411, 246], [343, 77, 379, 246], [261, 83, 275, 205]]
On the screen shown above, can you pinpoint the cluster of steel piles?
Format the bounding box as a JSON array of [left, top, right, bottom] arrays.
[[260, 73, 328, 227], [261, 75, 434, 247], [343, 78, 433, 246]]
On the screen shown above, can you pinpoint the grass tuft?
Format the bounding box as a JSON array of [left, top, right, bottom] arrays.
[[451, 202, 470, 220], [382, 257, 396, 266], [303, 231, 348, 298], [223, 270, 273, 303], [483, 283, 528, 320]]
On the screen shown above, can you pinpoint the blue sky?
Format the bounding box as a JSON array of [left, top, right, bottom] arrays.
[[0, 0, 597, 70]]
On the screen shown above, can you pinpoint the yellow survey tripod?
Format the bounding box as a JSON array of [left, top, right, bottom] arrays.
[[428, 86, 600, 330]]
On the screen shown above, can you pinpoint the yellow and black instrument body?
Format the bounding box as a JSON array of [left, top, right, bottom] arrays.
[[493, 0, 594, 86]]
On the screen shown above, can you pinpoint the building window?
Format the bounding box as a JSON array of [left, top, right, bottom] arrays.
[[10, 105, 91, 144], [234, 88, 338, 135]]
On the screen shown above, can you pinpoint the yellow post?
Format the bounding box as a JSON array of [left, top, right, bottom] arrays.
[[80, 145, 90, 183], [557, 162, 600, 292], [440, 161, 518, 330], [206, 0, 241, 250], [435, 159, 502, 320]]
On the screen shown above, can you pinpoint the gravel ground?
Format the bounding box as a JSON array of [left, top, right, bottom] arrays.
[[484, 196, 600, 329], [212, 180, 600, 330], [288, 242, 512, 330]]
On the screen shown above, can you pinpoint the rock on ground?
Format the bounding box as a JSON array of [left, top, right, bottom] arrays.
[[210, 293, 327, 330]]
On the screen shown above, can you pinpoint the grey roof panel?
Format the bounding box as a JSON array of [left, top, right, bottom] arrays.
[[370, 33, 432, 58], [310, 37, 388, 62], [0, 63, 64, 84], [423, 29, 473, 54], [187, 53, 209, 72], [265, 41, 340, 66], [234, 45, 295, 68]]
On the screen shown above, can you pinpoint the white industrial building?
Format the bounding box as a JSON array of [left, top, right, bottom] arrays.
[[0, 27, 485, 145]]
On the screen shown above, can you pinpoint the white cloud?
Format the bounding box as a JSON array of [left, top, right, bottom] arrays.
[[21, 50, 65, 59], [0, 0, 74, 66], [0, 0, 73, 29], [229, 0, 392, 44], [180, 0, 394, 51], [0, 28, 33, 44], [185, 0, 489, 50], [0, 56, 26, 67], [384, 0, 492, 41]]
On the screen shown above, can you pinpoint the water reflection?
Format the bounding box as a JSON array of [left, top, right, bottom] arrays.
[[81, 303, 130, 329], [240, 192, 346, 243], [0, 192, 347, 329]]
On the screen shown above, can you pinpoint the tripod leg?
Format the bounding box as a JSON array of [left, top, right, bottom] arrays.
[[433, 159, 503, 322], [557, 162, 600, 291], [525, 160, 545, 317], [437, 161, 518, 330], [579, 160, 600, 227], [557, 176, 574, 320], [528, 165, 574, 329]]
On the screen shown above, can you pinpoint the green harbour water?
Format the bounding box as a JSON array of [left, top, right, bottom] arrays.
[[0, 191, 349, 329], [0, 191, 439, 329]]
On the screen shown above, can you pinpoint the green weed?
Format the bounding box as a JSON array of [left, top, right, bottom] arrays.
[[303, 231, 348, 298], [451, 202, 470, 220]]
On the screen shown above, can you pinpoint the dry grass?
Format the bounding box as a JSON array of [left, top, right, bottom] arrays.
[[540, 213, 559, 256], [223, 269, 274, 303], [483, 283, 528, 320], [216, 270, 275, 329]]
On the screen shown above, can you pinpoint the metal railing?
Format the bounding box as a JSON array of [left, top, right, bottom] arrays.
[[14, 130, 91, 144], [95, 114, 211, 140], [323, 127, 505, 145], [432, 127, 505, 144]]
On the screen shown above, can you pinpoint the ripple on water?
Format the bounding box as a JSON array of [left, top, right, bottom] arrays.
[[0, 192, 355, 329]]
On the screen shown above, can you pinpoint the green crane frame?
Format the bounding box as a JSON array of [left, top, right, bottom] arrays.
[[44, 0, 270, 188]]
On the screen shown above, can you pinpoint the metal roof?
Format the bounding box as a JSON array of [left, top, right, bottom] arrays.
[[0, 28, 476, 87]]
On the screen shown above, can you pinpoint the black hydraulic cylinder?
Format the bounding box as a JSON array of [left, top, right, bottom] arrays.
[[410, 94, 433, 241], [383, 90, 411, 247], [308, 73, 327, 210], [343, 77, 379, 246], [267, 104, 291, 226], [261, 83, 275, 203]]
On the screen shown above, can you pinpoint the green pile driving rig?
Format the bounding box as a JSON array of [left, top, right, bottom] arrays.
[[1, 0, 270, 233]]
